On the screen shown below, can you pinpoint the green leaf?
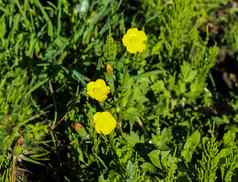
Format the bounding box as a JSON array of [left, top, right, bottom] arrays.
[[126, 160, 137, 182], [124, 132, 142, 147], [223, 130, 237, 147], [181, 62, 197, 83], [148, 150, 161, 168], [152, 127, 173, 150], [182, 130, 201, 163], [104, 32, 117, 61]]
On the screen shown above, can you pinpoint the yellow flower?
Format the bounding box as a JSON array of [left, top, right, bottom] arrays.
[[122, 28, 147, 54], [86, 79, 110, 102], [93, 112, 117, 135]]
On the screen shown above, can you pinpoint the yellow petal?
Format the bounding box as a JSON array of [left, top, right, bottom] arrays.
[[122, 28, 147, 54], [93, 112, 117, 135], [137, 30, 147, 42], [127, 28, 139, 35], [86, 79, 110, 102]]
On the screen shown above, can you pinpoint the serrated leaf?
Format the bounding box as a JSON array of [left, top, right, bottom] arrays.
[[182, 130, 201, 163], [181, 62, 197, 83], [223, 130, 237, 147], [148, 150, 161, 168], [152, 127, 173, 150], [124, 132, 142, 147]]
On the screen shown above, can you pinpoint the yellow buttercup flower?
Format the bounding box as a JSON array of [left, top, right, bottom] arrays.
[[122, 28, 147, 54], [93, 112, 117, 135], [86, 79, 110, 102]]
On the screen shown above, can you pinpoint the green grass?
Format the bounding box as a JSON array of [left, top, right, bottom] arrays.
[[0, 0, 238, 181]]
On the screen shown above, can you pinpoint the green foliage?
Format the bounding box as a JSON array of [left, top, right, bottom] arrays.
[[225, 22, 238, 52], [0, 0, 238, 181], [182, 130, 201, 163], [0, 67, 50, 181], [197, 133, 238, 182]]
